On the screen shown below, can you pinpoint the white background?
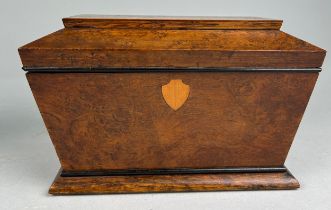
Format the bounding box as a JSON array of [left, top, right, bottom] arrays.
[[1, 0, 330, 209]]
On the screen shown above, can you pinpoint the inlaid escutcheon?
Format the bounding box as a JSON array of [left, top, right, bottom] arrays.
[[162, 79, 190, 110]]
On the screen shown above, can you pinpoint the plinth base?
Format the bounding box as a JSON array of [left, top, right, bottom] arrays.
[[49, 168, 299, 195]]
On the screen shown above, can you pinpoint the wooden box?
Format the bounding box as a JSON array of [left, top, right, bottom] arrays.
[[18, 15, 326, 195]]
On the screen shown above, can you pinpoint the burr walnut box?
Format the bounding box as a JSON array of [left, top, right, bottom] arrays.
[[18, 15, 326, 195]]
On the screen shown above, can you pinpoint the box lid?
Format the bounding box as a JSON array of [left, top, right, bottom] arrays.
[[18, 15, 326, 71]]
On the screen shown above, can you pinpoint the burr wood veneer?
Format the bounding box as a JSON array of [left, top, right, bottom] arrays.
[[18, 15, 326, 195]]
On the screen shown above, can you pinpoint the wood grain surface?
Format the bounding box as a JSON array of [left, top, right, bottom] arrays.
[[19, 15, 326, 195], [63, 15, 283, 30], [49, 169, 299, 195], [18, 17, 326, 69], [27, 72, 318, 171]]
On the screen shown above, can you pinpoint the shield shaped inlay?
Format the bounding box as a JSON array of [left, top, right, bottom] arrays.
[[162, 79, 190, 111]]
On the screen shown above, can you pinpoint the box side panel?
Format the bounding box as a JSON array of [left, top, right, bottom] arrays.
[[27, 72, 318, 171]]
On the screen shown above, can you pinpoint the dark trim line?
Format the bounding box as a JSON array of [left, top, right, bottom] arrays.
[[23, 67, 321, 73], [61, 167, 287, 177]]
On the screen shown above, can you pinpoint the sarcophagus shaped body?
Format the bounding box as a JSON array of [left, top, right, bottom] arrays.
[[18, 15, 326, 195]]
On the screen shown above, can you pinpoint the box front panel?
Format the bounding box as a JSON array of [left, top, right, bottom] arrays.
[[27, 72, 318, 171]]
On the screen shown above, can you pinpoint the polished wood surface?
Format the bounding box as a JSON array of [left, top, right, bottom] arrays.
[[19, 16, 326, 194], [18, 16, 326, 69], [49, 169, 299, 195], [162, 79, 190, 111], [27, 72, 318, 171], [63, 15, 283, 30]]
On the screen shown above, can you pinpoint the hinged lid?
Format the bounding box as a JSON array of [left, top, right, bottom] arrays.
[[18, 15, 326, 71]]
